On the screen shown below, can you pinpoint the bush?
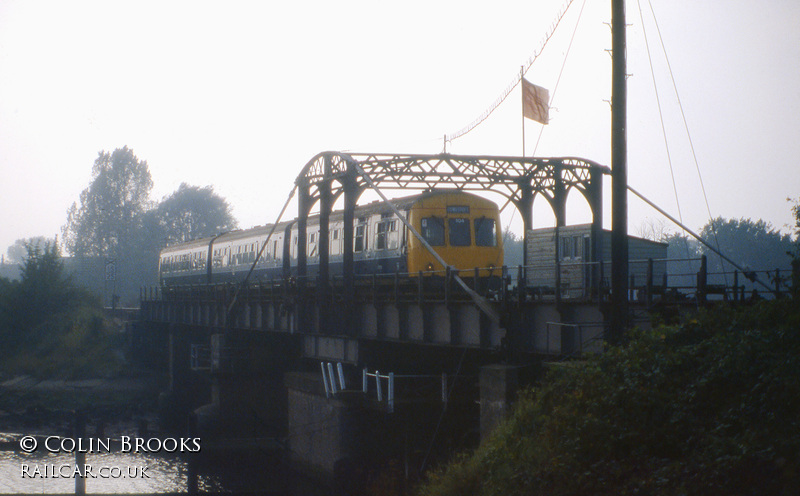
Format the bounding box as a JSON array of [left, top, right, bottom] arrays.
[[0, 241, 124, 379], [419, 300, 800, 496]]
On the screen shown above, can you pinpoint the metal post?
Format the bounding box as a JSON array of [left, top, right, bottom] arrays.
[[630, 273, 635, 301], [187, 412, 198, 495], [74, 411, 86, 496], [646, 258, 654, 307], [697, 255, 708, 305], [321, 362, 330, 398], [388, 373, 395, 413], [327, 362, 337, 394], [445, 266, 451, 307], [337, 362, 346, 390]]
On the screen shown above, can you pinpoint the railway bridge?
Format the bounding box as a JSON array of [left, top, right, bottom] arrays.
[[133, 151, 737, 483]]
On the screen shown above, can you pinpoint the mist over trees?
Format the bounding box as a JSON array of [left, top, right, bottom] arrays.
[[154, 183, 238, 245], [63, 147, 153, 259], [58, 146, 237, 304], [656, 216, 794, 293], [700, 217, 793, 274], [4, 237, 55, 265]]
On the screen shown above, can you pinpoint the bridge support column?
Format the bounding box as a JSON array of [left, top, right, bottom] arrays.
[[480, 364, 525, 440], [285, 372, 358, 478], [195, 331, 298, 440], [159, 324, 210, 433]]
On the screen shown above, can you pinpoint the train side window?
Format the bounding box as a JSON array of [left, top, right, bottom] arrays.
[[330, 229, 341, 255], [474, 217, 497, 247], [308, 231, 318, 257], [386, 220, 398, 249], [355, 224, 367, 252], [375, 220, 396, 250], [421, 217, 445, 246], [448, 218, 471, 247]]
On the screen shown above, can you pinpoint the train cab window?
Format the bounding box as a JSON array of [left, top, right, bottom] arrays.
[[448, 218, 471, 247], [421, 217, 445, 246], [474, 217, 497, 247], [355, 224, 368, 252]]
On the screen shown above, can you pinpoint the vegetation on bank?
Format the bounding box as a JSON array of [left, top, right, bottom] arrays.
[[420, 299, 800, 496], [0, 241, 125, 380]]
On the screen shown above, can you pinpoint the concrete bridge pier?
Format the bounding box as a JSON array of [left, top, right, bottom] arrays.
[[158, 323, 211, 433], [283, 366, 482, 491], [480, 364, 525, 440], [194, 331, 300, 440], [284, 371, 359, 480]]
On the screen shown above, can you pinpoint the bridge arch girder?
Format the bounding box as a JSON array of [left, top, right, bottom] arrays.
[[292, 151, 609, 289]]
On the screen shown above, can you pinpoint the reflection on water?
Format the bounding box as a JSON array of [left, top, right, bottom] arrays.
[[0, 438, 328, 495], [0, 449, 224, 493]]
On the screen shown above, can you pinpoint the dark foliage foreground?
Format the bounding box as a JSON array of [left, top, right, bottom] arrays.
[[421, 299, 800, 496]]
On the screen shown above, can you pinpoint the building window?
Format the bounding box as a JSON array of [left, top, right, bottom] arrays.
[[560, 237, 573, 260]]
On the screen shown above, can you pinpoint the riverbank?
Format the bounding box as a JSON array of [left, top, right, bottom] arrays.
[[0, 371, 164, 439]]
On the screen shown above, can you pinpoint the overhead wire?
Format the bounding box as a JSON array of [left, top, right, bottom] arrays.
[[634, 0, 693, 270], [532, 0, 589, 157], [644, 0, 728, 283], [498, 0, 586, 264], [444, 0, 576, 146]]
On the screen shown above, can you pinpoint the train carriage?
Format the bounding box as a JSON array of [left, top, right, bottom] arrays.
[[159, 190, 503, 286]]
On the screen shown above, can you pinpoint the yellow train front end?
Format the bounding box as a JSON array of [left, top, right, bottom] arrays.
[[406, 191, 503, 277]]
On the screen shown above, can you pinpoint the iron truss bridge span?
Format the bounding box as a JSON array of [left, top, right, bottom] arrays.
[[297, 152, 609, 222], [290, 153, 608, 322]]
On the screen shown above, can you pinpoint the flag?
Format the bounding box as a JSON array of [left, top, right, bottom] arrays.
[[521, 78, 549, 125]]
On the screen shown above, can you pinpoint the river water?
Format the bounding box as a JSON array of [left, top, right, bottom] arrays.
[[0, 449, 210, 493], [0, 436, 326, 494]]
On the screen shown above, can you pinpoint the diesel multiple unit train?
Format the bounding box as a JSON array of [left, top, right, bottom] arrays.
[[158, 190, 504, 286]]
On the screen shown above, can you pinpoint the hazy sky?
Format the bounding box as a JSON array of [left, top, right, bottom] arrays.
[[1, 0, 799, 258]]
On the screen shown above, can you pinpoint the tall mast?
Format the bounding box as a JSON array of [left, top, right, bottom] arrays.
[[610, 0, 628, 341]]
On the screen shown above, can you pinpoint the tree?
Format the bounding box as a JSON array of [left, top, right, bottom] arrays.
[[636, 217, 671, 242], [664, 233, 702, 289], [502, 230, 524, 268], [62, 146, 153, 258], [123, 184, 239, 293], [700, 217, 794, 289], [0, 241, 88, 350], [155, 183, 238, 245], [790, 197, 800, 293], [5, 236, 54, 265], [59, 148, 241, 304]]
